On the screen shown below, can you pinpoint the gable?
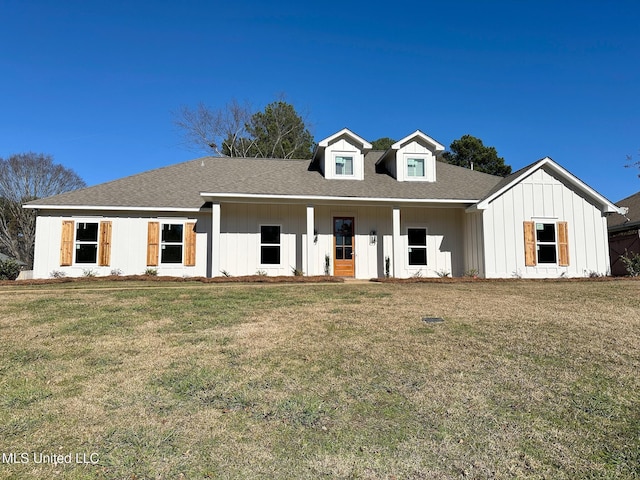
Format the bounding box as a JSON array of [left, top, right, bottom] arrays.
[[313, 128, 371, 181], [472, 157, 622, 215], [376, 130, 445, 182]]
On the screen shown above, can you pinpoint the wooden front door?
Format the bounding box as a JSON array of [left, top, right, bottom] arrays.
[[333, 217, 355, 277]]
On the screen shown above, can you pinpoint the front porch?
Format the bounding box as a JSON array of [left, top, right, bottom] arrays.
[[206, 201, 469, 279]]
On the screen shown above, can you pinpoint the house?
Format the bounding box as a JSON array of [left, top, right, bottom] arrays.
[[24, 128, 625, 279], [607, 191, 639, 276]]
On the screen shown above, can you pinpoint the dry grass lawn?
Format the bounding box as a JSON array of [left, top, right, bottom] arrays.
[[0, 279, 638, 479]]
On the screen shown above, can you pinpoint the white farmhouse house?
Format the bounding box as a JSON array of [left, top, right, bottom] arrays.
[[24, 128, 624, 279]]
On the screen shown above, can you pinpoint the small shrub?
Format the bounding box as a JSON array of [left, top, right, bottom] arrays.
[[144, 268, 158, 276], [291, 266, 304, 276], [324, 254, 330, 276], [0, 258, 21, 280], [110, 268, 123, 276], [384, 256, 390, 278], [585, 270, 604, 278], [435, 270, 450, 278], [620, 250, 640, 277], [411, 270, 423, 278], [82, 268, 97, 277], [50, 270, 66, 279], [220, 270, 232, 277], [512, 270, 522, 279], [255, 270, 268, 276], [464, 268, 479, 278]]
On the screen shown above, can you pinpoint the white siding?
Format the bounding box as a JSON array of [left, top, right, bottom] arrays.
[[463, 211, 484, 277], [219, 203, 305, 276], [31, 211, 209, 279], [397, 207, 465, 277], [482, 167, 610, 278]]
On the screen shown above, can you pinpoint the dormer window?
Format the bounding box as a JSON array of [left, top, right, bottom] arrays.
[[407, 157, 425, 178], [313, 129, 371, 181], [376, 130, 444, 183], [335, 155, 354, 176]]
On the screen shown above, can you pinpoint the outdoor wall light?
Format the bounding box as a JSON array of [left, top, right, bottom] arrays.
[[369, 230, 377, 245], [314, 228, 318, 244]]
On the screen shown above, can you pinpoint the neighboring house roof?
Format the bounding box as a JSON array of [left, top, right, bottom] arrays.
[[471, 157, 623, 214], [608, 191, 640, 233], [25, 153, 503, 211], [0, 252, 25, 265]]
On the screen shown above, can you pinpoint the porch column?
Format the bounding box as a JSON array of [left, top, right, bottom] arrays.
[[211, 203, 221, 277], [306, 205, 315, 276], [392, 206, 401, 277]]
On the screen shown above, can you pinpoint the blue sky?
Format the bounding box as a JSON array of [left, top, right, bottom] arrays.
[[2, 0, 639, 202]]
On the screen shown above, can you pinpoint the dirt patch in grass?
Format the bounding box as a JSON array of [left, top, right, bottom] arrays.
[[0, 281, 638, 479]]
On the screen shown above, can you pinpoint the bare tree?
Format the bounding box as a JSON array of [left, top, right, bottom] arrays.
[[625, 151, 640, 177], [174, 97, 314, 159], [174, 99, 258, 157], [0, 153, 86, 267]]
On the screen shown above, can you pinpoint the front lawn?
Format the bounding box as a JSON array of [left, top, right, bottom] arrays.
[[0, 280, 638, 479]]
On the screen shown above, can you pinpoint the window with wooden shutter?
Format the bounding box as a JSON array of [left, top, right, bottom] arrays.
[[99, 221, 112, 266], [147, 222, 159, 266], [184, 222, 196, 266], [523, 221, 536, 266], [60, 220, 75, 266], [557, 221, 569, 266]]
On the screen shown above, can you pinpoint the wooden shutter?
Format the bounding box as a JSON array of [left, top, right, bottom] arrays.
[[60, 220, 75, 266], [147, 221, 159, 266], [98, 221, 112, 266], [184, 222, 196, 266], [523, 221, 536, 266], [557, 221, 569, 266]]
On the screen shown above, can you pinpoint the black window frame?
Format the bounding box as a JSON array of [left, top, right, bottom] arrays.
[[260, 225, 281, 265], [407, 227, 427, 266]]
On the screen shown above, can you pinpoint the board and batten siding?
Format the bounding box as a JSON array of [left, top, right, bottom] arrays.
[[31, 212, 209, 279], [463, 211, 484, 277], [218, 203, 306, 277], [481, 167, 610, 278]]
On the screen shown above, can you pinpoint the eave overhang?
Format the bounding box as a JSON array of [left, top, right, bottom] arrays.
[[200, 191, 478, 208]]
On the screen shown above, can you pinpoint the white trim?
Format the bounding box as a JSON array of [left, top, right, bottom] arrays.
[[306, 205, 314, 276], [317, 128, 372, 149], [24, 204, 202, 213], [200, 192, 479, 206], [333, 153, 356, 178], [159, 221, 186, 266], [391, 130, 445, 152], [405, 156, 426, 179], [73, 220, 100, 266]]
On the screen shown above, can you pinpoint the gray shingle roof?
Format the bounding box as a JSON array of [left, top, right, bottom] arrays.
[[26, 153, 503, 210], [608, 191, 640, 231]]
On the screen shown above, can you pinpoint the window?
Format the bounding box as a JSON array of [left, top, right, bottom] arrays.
[[161, 224, 183, 263], [407, 157, 425, 177], [524, 221, 569, 267], [536, 223, 557, 264], [260, 225, 281, 264], [408, 228, 427, 265], [75, 222, 99, 263], [335, 155, 353, 176]]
